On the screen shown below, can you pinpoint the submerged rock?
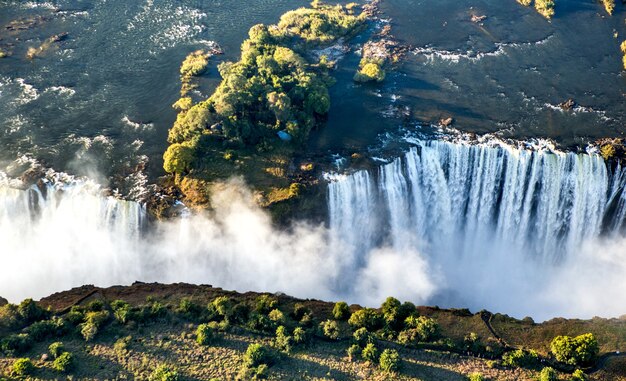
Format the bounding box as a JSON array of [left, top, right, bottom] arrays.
[[559, 98, 576, 110]]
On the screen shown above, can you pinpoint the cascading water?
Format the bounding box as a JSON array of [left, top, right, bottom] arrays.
[[328, 140, 626, 317], [2, 140, 626, 319], [329, 140, 626, 260]]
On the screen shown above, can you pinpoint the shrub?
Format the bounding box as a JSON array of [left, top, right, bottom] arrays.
[[80, 311, 110, 341], [332, 301, 350, 320], [468, 373, 485, 381], [540, 367, 558, 381], [27, 317, 67, 341], [163, 143, 195, 174], [230, 303, 250, 324], [320, 319, 340, 340], [550, 333, 599, 366], [354, 61, 385, 83], [196, 323, 216, 345], [1, 333, 33, 355], [247, 313, 276, 333], [18, 298, 47, 324], [379, 349, 401, 372], [361, 342, 378, 362], [292, 303, 310, 321], [274, 326, 292, 353], [111, 300, 132, 324], [347, 344, 361, 361], [180, 50, 210, 79], [293, 327, 308, 345], [65, 306, 85, 325], [348, 308, 383, 331], [86, 300, 105, 312], [211, 296, 234, 320], [11, 358, 34, 377], [0, 304, 20, 329], [268, 309, 285, 324], [353, 327, 373, 346], [571, 369, 586, 381], [244, 344, 274, 368], [255, 295, 278, 314], [502, 349, 540, 368], [404, 315, 440, 342], [52, 352, 74, 373], [149, 364, 179, 381], [48, 342, 65, 359]]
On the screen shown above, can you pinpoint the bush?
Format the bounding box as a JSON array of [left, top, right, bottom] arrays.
[[0, 304, 20, 329], [540, 367, 558, 381], [244, 344, 274, 368], [550, 333, 599, 367], [211, 296, 234, 320], [247, 313, 276, 333], [1, 333, 33, 355], [18, 298, 47, 324], [11, 358, 34, 376], [571, 369, 586, 381], [361, 342, 378, 363], [255, 295, 278, 314], [347, 344, 361, 361], [111, 300, 132, 324], [348, 308, 383, 331], [52, 352, 74, 373], [149, 364, 179, 381], [274, 326, 292, 353], [163, 143, 195, 174], [26, 317, 66, 341], [48, 342, 65, 359], [268, 309, 285, 324], [86, 300, 105, 312], [379, 349, 401, 372], [292, 303, 310, 321], [293, 327, 309, 345], [404, 315, 440, 342], [332, 301, 350, 320], [196, 323, 216, 345], [353, 327, 373, 346], [354, 61, 385, 83], [320, 319, 340, 340], [468, 373, 485, 381], [502, 349, 540, 368], [230, 303, 250, 324], [80, 311, 110, 341], [65, 306, 85, 325]]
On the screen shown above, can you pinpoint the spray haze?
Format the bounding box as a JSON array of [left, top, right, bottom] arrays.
[[1, 140, 626, 321]]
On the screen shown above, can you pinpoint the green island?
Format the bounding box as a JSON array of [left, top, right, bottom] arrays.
[[162, 2, 367, 211], [0, 284, 624, 380]]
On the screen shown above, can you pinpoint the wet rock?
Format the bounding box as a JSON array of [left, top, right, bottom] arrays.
[[559, 98, 576, 110], [471, 14, 487, 23], [440, 117, 454, 127]]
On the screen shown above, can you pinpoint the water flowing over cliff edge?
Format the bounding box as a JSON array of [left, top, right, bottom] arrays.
[[2, 140, 626, 320]]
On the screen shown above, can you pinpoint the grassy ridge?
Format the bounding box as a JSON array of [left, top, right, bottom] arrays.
[[0, 283, 624, 380]]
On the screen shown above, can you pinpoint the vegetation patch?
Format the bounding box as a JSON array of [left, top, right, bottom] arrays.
[[162, 2, 367, 209]]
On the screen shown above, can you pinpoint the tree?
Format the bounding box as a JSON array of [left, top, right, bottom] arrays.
[[52, 352, 74, 373], [550, 333, 599, 366], [163, 143, 195, 174], [332, 301, 350, 320], [361, 342, 378, 362], [320, 319, 340, 340], [244, 343, 274, 368], [348, 308, 383, 331], [354, 62, 385, 83], [379, 349, 401, 372]]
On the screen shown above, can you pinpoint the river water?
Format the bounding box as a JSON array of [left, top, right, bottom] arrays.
[[1, 0, 626, 319]]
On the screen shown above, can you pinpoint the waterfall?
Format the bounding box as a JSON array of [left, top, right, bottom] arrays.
[[0, 174, 146, 300], [328, 141, 626, 263]]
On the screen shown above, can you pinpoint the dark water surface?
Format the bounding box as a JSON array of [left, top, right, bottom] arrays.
[[1, 0, 625, 192]]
